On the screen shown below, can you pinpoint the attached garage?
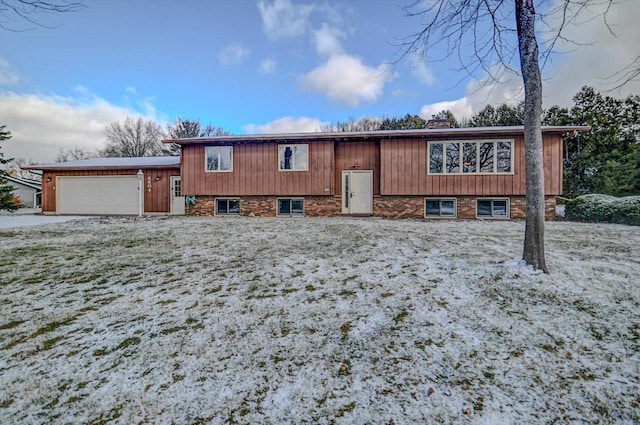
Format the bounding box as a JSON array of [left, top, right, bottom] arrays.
[[56, 176, 140, 215], [29, 156, 182, 215]]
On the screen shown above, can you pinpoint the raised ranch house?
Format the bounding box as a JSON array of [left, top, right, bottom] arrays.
[[30, 125, 588, 219]]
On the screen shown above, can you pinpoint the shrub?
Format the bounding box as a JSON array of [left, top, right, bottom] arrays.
[[565, 194, 640, 226]]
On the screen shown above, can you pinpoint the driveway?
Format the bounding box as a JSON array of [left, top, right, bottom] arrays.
[[0, 209, 91, 229]]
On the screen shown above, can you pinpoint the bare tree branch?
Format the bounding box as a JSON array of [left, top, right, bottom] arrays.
[[0, 0, 84, 31]]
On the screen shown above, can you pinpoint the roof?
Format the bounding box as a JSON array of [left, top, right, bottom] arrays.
[[27, 156, 181, 171], [163, 125, 591, 145], [1, 175, 42, 190]]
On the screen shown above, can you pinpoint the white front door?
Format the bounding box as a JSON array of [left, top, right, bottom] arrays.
[[170, 176, 185, 215], [342, 170, 373, 214]]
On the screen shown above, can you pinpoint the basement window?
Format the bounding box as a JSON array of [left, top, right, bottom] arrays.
[[216, 198, 240, 215], [277, 198, 304, 216], [477, 198, 509, 218], [425, 198, 457, 218]]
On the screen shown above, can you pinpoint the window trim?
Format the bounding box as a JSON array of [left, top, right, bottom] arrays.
[[278, 144, 309, 172], [424, 198, 457, 218], [276, 197, 305, 216], [214, 197, 241, 216], [205, 146, 234, 173], [476, 198, 510, 219], [427, 140, 514, 175]]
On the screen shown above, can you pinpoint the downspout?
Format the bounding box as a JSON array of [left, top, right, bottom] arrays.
[[137, 169, 144, 217]]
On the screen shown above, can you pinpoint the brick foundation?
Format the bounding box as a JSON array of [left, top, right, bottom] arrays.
[[188, 195, 341, 217], [187, 195, 557, 220]]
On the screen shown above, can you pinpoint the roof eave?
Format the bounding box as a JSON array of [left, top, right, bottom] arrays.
[[164, 125, 591, 145], [27, 164, 181, 172]]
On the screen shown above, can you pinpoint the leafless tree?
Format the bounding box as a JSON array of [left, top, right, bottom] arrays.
[[320, 117, 382, 132], [401, 0, 618, 272], [6, 157, 41, 180], [101, 117, 166, 158], [0, 0, 84, 31], [55, 146, 94, 162], [164, 117, 232, 155], [201, 124, 231, 137]]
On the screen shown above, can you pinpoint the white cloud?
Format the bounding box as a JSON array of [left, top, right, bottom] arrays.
[[418, 0, 640, 119], [218, 42, 250, 66], [258, 59, 277, 75], [537, 0, 640, 105], [301, 54, 393, 107], [0, 58, 20, 86], [419, 97, 473, 121], [0, 90, 159, 164], [258, 0, 315, 40], [313, 23, 344, 57], [243, 116, 324, 134]]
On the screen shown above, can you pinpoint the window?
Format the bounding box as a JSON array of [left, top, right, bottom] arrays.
[[172, 179, 181, 197], [428, 140, 513, 174], [425, 198, 457, 218], [277, 198, 304, 216], [205, 146, 233, 172], [216, 198, 240, 215], [477, 199, 510, 218], [278, 144, 308, 171]]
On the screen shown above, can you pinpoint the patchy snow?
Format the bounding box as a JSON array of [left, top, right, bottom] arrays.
[[0, 217, 638, 424]]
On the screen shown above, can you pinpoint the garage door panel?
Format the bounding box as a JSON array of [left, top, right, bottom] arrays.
[[57, 176, 140, 215]]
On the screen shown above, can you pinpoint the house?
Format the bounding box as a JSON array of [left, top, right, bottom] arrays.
[[30, 157, 181, 215], [167, 125, 589, 220], [29, 125, 589, 219], [2, 175, 42, 208]]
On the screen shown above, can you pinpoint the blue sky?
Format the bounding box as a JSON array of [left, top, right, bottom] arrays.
[[1, 0, 638, 163]]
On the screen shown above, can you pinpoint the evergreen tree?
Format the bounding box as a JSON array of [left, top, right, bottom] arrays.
[[431, 110, 461, 128], [0, 125, 18, 211], [544, 87, 640, 197], [469, 103, 524, 127], [379, 114, 428, 130]]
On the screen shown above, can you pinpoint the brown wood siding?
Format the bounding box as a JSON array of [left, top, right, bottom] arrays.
[[380, 135, 564, 196], [41, 168, 177, 213], [182, 141, 334, 196], [334, 140, 380, 196]]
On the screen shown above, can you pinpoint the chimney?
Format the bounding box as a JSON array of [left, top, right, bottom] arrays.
[[427, 119, 451, 129]]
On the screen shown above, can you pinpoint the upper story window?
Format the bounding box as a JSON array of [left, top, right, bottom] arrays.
[[205, 146, 233, 172], [428, 140, 512, 174], [278, 144, 308, 171]]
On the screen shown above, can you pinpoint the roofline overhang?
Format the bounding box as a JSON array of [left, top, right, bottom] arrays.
[[163, 126, 591, 145], [26, 164, 181, 172]]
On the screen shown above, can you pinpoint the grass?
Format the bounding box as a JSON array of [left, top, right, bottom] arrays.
[[0, 216, 638, 424]]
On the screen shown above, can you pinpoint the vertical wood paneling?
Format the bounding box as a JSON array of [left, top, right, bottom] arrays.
[[380, 134, 562, 196], [334, 140, 380, 196], [182, 141, 332, 196]]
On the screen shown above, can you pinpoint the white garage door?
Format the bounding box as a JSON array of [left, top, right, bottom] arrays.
[[57, 176, 140, 215]]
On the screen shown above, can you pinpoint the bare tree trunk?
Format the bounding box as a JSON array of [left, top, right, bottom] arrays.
[[516, 0, 548, 272]]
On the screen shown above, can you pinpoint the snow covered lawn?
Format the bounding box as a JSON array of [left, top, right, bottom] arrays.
[[1, 217, 638, 424]]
